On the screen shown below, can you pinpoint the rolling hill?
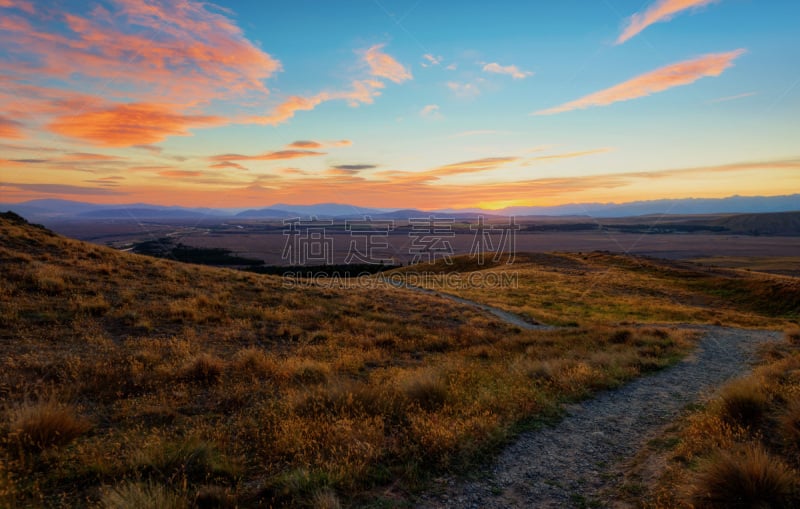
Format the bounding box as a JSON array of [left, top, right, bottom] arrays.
[[0, 210, 797, 507]]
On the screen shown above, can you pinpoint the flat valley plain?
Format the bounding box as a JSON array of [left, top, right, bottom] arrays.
[[45, 217, 800, 274]]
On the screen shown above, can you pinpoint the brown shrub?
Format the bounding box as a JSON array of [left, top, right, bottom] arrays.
[[8, 399, 91, 451], [100, 481, 186, 509], [401, 369, 449, 411], [181, 354, 225, 385], [779, 397, 800, 453], [716, 378, 770, 429], [691, 444, 799, 508]]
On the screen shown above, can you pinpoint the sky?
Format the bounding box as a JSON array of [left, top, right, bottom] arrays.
[[0, 0, 798, 210]]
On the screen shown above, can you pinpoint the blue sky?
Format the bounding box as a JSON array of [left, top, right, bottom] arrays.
[[0, 0, 798, 209]]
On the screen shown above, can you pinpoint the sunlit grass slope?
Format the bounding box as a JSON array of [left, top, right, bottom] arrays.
[[0, 212, 742, 508], [642, 330, 800, 508], [394, 252, 800, 327]]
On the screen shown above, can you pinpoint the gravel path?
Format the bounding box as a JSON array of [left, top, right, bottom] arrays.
[[389, 282, 555, 331], [415, 326, 782, 508]]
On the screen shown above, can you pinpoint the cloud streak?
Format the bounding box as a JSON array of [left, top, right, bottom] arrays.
[[617, 0, 721, 44], [535, 50, 745, 115], [0, 115, 23, 138], [209, 150, 325, 162]]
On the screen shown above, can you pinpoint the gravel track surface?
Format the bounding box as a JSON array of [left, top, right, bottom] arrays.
[[414, 326, 781, 508]]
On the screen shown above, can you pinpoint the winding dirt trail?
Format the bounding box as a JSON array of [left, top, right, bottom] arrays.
[[414, 326, 780, 508], [391, 284, 781, 507], [389, 282, 555, 331]]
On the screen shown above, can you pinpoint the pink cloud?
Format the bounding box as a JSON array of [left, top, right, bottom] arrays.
[[0, 0, 34, 14], [364, 44, 412, 83], [482, 62, 532, 79], [0, 115, 23, 138], [535, 50, 745, 115], [617, 0, 721, 44]]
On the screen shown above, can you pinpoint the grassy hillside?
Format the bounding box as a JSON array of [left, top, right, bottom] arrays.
[[630, 330, 800, 508], [393, 252, 800, 327], [0, 212, 784, 508]]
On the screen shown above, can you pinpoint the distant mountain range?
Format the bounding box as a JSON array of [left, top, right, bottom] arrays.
[[1, 194, 798, 222]]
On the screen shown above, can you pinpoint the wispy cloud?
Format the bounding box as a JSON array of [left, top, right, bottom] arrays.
[[617, 0, 721, 44], [2, 182, 126, 195], [535, 50, 745, 115], [288, 140, 322, 149], [158, 170, 204, 179], [529, 148, 614, 161], [209, 161, 249, 171], [0, 115, 23, 138], [364, 44, 412, 83], [482, 62, 533, 79], [421, 54, 442, 67], [209, 150, 325, 162], [332, 164, 377, 171], [0, 0, 282, 146], [419, 104, 442, 119], [0, 1, 35, 15], [447, 81, 481, 98], [708, 91, 756, 104]]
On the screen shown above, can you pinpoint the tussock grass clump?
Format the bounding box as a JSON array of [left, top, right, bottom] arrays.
[[716, 378, 770, 429], [779, 397, 800, 451], [8, 399, 90, 451], [401, 369, 449, 411], [181, 354, 226, 385], [132, 437, 239, 485], [691, 444, 798, 508], [312, 487, 342, 509], [100, 481, 186, 509]]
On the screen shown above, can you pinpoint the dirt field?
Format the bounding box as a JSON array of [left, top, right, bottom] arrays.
[[45, 219, 800, 268]]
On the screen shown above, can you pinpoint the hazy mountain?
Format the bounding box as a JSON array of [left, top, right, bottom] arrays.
[[235, 208, 296, 219], [2, 194, 798, 223], [494, 194, 800, 218], [77, 208, 216, 219], [270, 203, 383, 217]]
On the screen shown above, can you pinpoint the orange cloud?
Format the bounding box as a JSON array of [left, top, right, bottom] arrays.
[[617, 0, 720, 44], [210, 161, 249, 171], [0, 116, 23, 138], [158, 170, 203, 179], [2, 0, 281, 101], [48, 103, 224, 146], [364, 44, 412, 83], [249, 79, 385, 125], [209, 150, 325, 162], [0, 0, 281, 145], [535, 50, 745, 115]]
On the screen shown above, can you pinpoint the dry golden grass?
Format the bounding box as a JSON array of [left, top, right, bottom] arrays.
[[99, 481, 186, 509], [691, 444, 798, 509], [6, 398, 91, 451], [0, 213, 789, 507], [391, 252, 799, 327], [644, 331, 800, 508]]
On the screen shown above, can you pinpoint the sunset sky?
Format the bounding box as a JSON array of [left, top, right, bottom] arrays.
[[0, 0, 798, 210]]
